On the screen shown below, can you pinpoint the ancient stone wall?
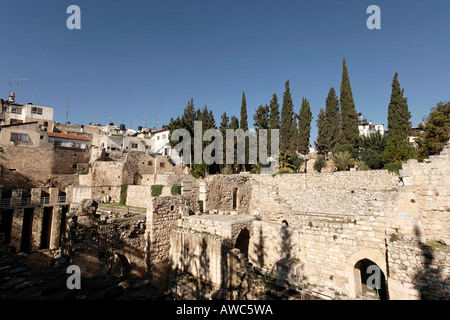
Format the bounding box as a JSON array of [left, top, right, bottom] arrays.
[[145, 194, 199, 288], [0, 146, 87, 190], [203, 174, 253, 213]]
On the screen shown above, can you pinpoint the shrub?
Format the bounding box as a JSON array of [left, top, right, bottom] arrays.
[[151, 185, 163, 197], [382, 135, 416, 163], [313, 157, 326, 172], [383, 163, 402, 174], [120, 184, 128, 205], [190, 162, 208, 179], [331, 151, 356, 171], [171, 185, 182, 195]]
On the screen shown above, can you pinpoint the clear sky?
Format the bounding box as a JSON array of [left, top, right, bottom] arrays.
[[1, 0, 449, 143]]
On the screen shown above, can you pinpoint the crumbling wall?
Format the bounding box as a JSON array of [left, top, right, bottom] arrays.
[[145, 194, 199, 288]]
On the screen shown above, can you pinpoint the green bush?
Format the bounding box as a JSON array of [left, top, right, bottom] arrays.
[[190, 162, 208, 178], [151, 185, 163, 197], [313, 157, 326, 172], [120, 184, 128, 205], [383, 163, 402, 174], [171, 185, 182, 195]]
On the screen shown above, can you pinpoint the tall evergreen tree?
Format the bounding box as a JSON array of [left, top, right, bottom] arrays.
[[339, 59, 359, 146], [315, 108, 329, 155], [325, 87, 340, 150], [219, 112, 229, 167], [253, 105, 270, 130], [387, 72, 412, 139], [219, 112, 229, 134], [280, 80, 297, 153], [240, 92, 248, 131], [181, 98, 196, 135], [229, 115, 240, 172], [297, 97, 313, 155], [269, 94, 280, 130]]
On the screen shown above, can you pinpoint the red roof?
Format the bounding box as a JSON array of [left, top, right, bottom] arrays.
[[48, 132, 91, 142], [152, 128, 169, 134]]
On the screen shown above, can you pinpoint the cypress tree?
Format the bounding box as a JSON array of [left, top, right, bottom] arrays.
[[315, 108, 329, 155], [325, 87, 340, 150], [387, 73, 412, 139], [280, 80, 297, 153], [297, 97, 313, 155], [240, 92, 248, 131], [229, 115, 240, 172], [340, 59, 359, 146], [219, 112, 229, 167], [269, 94, 280, 130], [253, 104, 270, 130]]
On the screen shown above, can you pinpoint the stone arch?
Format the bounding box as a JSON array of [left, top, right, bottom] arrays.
[[345, 249, 388, 299], [234, 228, 250, 258]]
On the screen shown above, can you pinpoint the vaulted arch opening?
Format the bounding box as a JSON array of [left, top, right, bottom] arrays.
[[234, 228, 250, 258], [354, 259, 387, 300]]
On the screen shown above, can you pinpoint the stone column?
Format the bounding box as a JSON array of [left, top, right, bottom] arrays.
[[11, 189, 23, 206], [50, 206, 62, 249], [49, 188, 60, 205], [31, 188, 42, 206], [10, 208, 24, 252], [31, 207, 43, 251]]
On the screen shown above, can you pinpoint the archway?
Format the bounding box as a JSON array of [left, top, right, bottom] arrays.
[[234, 228, 250, 258], [345, 249, 388, 299], [354, 259, 387, 300]]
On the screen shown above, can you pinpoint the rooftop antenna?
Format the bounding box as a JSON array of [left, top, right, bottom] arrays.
[[65, 99, 70, 124], [108, 115, 112, 125], [9, 78, 28, 102], [129, 115, 134, 130], [154, 113, 161, 129], [143, 105, 148, 128]]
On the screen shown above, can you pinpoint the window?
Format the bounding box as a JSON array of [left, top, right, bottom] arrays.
[[160, 162, 165, 168], [10, 106, 22, 114], [131, 143, 138, 149], [31, 107, 43, 115], [148, 160, 153, 166], [162, 134, 166, 140], [157, 136, 160, 140], [10, 132, 29, 142], [146, 145, 151, 149]]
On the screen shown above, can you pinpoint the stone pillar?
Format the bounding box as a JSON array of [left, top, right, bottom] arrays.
[[49, 188, 60, 205], [11, 189, 23, 206], [50, 206, 62, 249], [31, 188, 42, 206], [10, 208, 24, 252], [31, 207, 43, 251]]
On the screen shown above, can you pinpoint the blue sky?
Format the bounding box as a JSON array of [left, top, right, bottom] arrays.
[[1, 0, 449, 142]]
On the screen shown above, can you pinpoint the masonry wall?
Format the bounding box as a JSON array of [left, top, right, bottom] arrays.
[[0, 146, 86, 190], [145, 194, 199, 288]]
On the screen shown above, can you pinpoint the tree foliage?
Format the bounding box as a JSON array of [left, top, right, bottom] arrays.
[[339, 59, 359, 146], [416, 101, 450, 161], [331, 151, 356, 171], [297, 97, 313, 155], [387, 73, 411, 139], [280, 80, 297, 153], [382, 135, 416, 164]]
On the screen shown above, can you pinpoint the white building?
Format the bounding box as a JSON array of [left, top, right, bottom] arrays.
[[357, 113, 385, 137], [1, 93, 53, 127]]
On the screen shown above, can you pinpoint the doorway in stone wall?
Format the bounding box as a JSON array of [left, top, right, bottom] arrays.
[[354, 259, 387, 300], [20, 208, 34, 252], [40, 206, 53, 249], [235, 228, 250, 258]]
